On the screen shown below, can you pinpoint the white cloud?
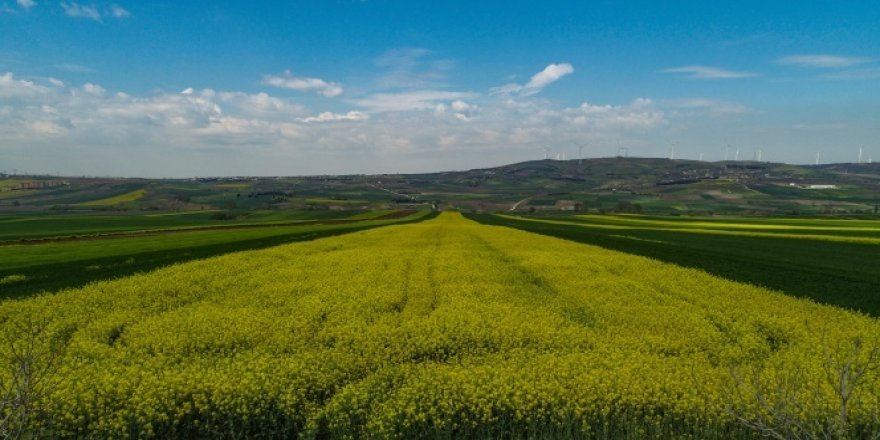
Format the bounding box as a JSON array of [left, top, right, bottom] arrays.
[[562, 98, 667, 129], [30, 120, 65, 135], [449, 100, 475, 121], [81, 83, 105, 96], [661, 65, 757, 79], [215, 91, 306, 117], [17, 0, 36, 10], [61, 2, 100, 20], [262, 70, 343, 97], [353, 90, 477, 112], [525, 63, 574, 91], [451, 100, 471, 112], [0, 68, 764, 177], [777, 54, 874, 68], [492, 63, 575, 96], [60, 2, 130, 21], [298, 111, 369, 123], [0, 72, 51, 99], [48, 78, 65, 87]]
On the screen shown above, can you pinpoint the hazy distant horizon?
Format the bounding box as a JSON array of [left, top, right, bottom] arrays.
[[2, 1, 878, 177]]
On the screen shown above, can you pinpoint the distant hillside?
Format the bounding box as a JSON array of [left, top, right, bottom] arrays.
[[2, 158, 879, 216], [368, 158, 880, 215]]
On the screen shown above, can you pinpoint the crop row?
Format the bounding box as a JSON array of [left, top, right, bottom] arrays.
[[0, 212, 878, 438]]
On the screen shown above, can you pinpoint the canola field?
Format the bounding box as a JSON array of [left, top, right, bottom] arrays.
[[77, 189, 147, 207], [469, 213, 880, 316], [1, 212, 879, 438]]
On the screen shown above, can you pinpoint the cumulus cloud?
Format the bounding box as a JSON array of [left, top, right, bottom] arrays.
[[661, 65, 757, 79], [0, 72, 51, 99], [17, 0, 36, 10], [562, 98, 667, 129], [492, 63, 574, 96], [81, 83, 106, 96], [0, 67, 757, 176], [262, 70, 343, 97], [215, 91, 306, 117], [298, 111, 369, 123], [777, 54, 874, 68]]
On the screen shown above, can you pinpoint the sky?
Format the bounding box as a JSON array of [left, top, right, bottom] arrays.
[[1, 1, 879, 177]]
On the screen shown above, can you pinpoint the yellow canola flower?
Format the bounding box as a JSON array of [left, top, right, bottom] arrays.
[[0, 212, 877, 438]]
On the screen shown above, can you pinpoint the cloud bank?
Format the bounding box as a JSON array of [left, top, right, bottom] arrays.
[[0, 63, 753, 177]]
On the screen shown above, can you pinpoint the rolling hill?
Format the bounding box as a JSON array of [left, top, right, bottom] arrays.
[[1, 158, 879, 216]]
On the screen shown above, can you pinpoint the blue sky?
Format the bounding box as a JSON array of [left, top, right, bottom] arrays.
[[1, 1, 879, 176]]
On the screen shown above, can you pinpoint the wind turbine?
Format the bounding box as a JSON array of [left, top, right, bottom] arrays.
[[858, 147, 863, 164], [724, 144, 730, 161], [815, 151, 820, 166], [668, 141, 677, 160], [578, 143, 587, 165], [735, 148, 740, 161], [699, 152, 704, 161], [542, 146, 550, 160]]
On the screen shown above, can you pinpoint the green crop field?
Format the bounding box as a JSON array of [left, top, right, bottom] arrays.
[[0, 209, 399, 242], [0, 210, 434, 298], [0, 212, 878, 439]]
